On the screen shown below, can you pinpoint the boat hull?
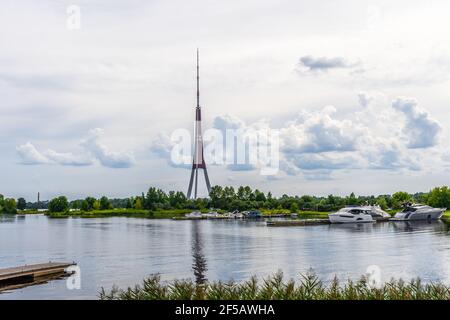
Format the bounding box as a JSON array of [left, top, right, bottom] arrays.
[[328, 213, 374, 224], [390, 209, 445, 221]]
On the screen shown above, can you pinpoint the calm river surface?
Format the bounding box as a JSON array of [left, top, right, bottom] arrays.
[[1, 214, 450, 299]]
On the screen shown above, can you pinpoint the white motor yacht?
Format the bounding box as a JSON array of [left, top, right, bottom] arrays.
[[368, 205, 391, 220], [233, 211, 244, 219], [185, 211, 203, 219], [203, 211, 222, 218], [391, 204, 445, 221], [328, 206, 389, 224]]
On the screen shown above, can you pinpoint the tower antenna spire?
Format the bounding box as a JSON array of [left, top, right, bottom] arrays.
[[187, 49, 212, 199], [197, 48, 200, 109]]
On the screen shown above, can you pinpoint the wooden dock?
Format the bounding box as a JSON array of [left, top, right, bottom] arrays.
[[0, 262, 76, 292], [172, 216, 206, 220], [266, 219, 330, 227]]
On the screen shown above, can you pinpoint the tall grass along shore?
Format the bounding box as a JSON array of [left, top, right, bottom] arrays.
[[100, 272, 450, 300]]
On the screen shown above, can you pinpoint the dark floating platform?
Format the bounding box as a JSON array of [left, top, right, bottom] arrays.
[[172, 216, 207, 220], [0, 262, 76, 292], [266, 219, 330, 226]]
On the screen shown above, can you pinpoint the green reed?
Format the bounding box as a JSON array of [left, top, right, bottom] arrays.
[[99, 271, 450, 300]]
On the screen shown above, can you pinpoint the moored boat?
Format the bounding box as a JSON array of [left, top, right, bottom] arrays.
[[390, 203, 445, 221], [328, 205, 390, 224], [243, 210, 262, 219], [184, 211, 204, 219]]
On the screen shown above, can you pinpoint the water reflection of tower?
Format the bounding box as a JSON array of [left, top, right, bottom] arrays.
[[191, 221, 207, 284]]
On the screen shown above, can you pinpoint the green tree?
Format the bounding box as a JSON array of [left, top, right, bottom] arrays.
[[6, 199, 17, 213], [427, 186, 450, 208], [254, 189, 266, 202], [82, 197, 97, 211], [99, 196, 112, 210], [70, 199, 84, 210], [223, 186, 236, 201], [209, 186, 224, 208], [48, 196, 69, 213], [376, 196, 388, 210], [144, 187, 168, 210], [392, 191, 412, 209], [93, 200, 100, 210], [1, 197, 17, 214], [168, 191, 186, 209], [134, 197, 143, 210], [125, 198, 133, 209], [80, 200, 89, 211], [289, 202, 299, 213], [346, 192, 358, 205], [17, 197, 27, 210]]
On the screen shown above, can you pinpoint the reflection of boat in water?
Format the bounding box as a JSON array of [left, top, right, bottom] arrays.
[[328, 206, 390, 224], [390, 203, 445, 221], [390, 219, 446, 232], [328, 220, 376, 232]]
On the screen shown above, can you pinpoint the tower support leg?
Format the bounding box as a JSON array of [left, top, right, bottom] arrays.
[[187, 166, 195, 199], [194, 168, 199, 199], [203, 168, 211, 194]]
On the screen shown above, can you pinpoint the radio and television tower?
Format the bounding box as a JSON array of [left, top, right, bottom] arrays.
[[187, 49, 211, 199]]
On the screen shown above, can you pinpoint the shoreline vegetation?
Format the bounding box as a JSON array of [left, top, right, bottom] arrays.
[[3, 185, 450, 220], [42, 209, 332, 219], [16, 208, 450, 220], [99, 272, 450, 300]]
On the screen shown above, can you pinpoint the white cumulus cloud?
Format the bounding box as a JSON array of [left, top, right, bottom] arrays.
[[392, 97, 441, 148], [16, 128, 134, 168], [44, 149, 93, 166], [149, 94, 443, 180], [16, 142, 49, 165], [80, 128, 135, 168], [281, 106, 362, 154]]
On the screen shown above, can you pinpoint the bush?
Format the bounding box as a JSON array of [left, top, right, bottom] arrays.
[[48, 196, 69, 213], [0, 196, 17, 214]]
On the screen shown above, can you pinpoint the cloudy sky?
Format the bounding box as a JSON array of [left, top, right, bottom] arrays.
[[2, 0, 450, 200]]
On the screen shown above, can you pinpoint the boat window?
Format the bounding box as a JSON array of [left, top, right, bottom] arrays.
[[349, 209, 361, 214]]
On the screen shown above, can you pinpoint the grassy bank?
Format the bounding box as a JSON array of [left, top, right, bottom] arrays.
[[100, 271, 450, 300], [17, 210, 41, 214], [46, 208, 193, 219]]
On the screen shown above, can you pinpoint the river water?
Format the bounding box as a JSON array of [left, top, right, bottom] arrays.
[[1, 214, 450, 299]]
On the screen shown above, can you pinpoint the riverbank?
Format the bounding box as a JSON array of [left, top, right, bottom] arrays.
[[40, 209, 331, 219], [18, 208, 450, 220], [45, 209, 192, 219], [100, 272, 450, 300]]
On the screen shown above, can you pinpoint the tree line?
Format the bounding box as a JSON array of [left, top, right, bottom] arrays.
[[2, 185, 450, 214]]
